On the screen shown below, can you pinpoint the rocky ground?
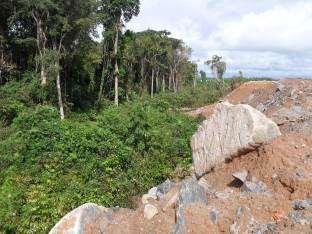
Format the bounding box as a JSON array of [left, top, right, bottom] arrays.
[[50, 79, 312, 234]]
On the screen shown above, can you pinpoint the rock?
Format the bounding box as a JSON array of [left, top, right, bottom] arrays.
[[229, 222, 239, 234], [172, 178, 208, 234], [161, 186, 180, 212], [157, 179, 175, 199], [191, 102, 281, 177], [242, 181, 267, 193], [144, 204, 158, 220], [210, 208, 218, 224], [148, 187, 158, 199], [142, 186, 158, 204], [141, 194, 150, 204], [232, 170, 248, 183], [252, 222, 278, 233], [236, 206, 244, 219], [49, 203, 112, 234], [177, 178, 207, 207], [198, 177, 216, 195], [293, 199, 312, 210], [289, 211, 312, 225], [215, 188, 234, 200]]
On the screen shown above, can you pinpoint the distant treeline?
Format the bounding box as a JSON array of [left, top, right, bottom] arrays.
[[0, 0, 196, 118]]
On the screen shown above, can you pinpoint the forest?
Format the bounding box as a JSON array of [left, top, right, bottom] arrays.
[[0, 0, 241, 233]]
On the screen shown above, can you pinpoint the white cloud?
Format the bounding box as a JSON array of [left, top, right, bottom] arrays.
[[127, 0, 312, 78], [207, 2, 312, 52]]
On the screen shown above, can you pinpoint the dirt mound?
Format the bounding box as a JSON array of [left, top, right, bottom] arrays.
[[225, 80, 279, 107], [191, 79, 312, 136]]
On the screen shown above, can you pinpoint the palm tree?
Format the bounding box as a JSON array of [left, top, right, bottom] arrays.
[[206, 55, 226, 82]]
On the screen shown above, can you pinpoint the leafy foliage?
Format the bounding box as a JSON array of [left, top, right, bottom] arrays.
[[0, 98, 198, 233]]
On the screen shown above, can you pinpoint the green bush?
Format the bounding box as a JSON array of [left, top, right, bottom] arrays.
[[0, 99, 25, 127], [0, 101, 198, 233]]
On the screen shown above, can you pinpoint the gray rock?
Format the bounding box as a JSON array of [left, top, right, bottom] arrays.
[[288, 199, 312, 226], [157, 179, 175, 198], [191, 102, 281, 177], [49, 203, 112, 234], [198, 177, 216, 195], [147, 187, 158, 199], [253, 222, 278, 234], [172, 178, 208, 234], [236, 206, 244, 219], [210, 208, 218, 224], [242, 181, 267, 193], [177, 178, 207, 207], [289, 211, 312, 225], [232, 170, 248, 183], [293, 199, 312, 210]]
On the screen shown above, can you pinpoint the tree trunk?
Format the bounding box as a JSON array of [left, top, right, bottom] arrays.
[[40, 62, 47, 86], [193, 74, 197, 89], [155, 67, 159, 92], [162, 75, 165, 92], [151, 68, 155, 98], [113, 17, 120, 106], [97, 41, 108, 103], [140, 57, 145, 96], [114, 62, 119, 106], [169, 69, 172, 91], [33, 15, 47, 87], [56, 62, 65, 120], [172, 72, 177, 93]]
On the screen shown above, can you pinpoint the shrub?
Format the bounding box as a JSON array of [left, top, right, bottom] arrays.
[[0, 102, 198, 233]]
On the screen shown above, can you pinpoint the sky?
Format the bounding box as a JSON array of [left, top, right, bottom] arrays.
[[127, 0, 312, 78]]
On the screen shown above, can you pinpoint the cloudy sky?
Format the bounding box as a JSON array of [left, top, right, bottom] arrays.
[[127, 0, 312, 78]]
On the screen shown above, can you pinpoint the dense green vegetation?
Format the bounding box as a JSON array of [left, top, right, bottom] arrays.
[[0, 77, 235, 233]]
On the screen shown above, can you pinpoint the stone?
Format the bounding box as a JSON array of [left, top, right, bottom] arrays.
[[141, 194, 150, 204], [191, 102, 281, 177], [161, 186, 180, 212], [141, 186, 158, 204], [289, 211, 312, 225], [242, 181, 267, 193], [198, 177, 216, 195], [144, 204, 158, 220], [147, 187, 158, 199], [215, 188, 234, 200], [236, 206, 244, 219], [49, 203, 112, 234], [172, 178, 208, 234], [157, 179, 175, 199], [229, 222, 239, 234], [177, 178, 208, 207], [232, 170, 248, 183], [293, 199, 312, 210], [210, 208, 218, 224]]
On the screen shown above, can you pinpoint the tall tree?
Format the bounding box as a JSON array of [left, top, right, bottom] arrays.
[[206, 55, 227, 82], [98, 0, 140, 106]]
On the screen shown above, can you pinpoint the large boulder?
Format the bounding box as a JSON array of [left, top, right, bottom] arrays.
[[49, 203, 112, 234], [191, 102, 281, 177]]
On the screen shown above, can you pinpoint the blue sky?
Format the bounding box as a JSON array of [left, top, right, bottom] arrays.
[[127, 0, 312, 78]]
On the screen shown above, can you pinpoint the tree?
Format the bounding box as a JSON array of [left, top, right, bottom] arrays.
[[11, 0, 98, 119], [206, 55, 226, 82], [98, 0, 140, 106], [199, 70, 207, 80]]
